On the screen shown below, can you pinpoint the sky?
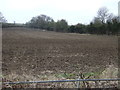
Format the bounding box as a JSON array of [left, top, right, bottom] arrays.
[[0, 0, 120, 25]]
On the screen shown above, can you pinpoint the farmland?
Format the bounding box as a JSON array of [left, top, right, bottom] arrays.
[[2, 27, 118, 88]]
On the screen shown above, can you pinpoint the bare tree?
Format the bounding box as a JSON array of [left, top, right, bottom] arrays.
[[97, 7, 109, 24], [0, 12, 7, 23], [107, 13, 115, 23]]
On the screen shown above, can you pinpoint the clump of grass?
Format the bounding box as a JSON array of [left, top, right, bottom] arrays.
[[76, 64, 119, 88], [99, 64, 118, 79]]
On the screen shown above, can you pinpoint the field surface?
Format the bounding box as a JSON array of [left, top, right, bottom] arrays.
[[2, 27, 118, 87]]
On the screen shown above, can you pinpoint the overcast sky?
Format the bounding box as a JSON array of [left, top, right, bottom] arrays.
[[0, 0, 120, 25]]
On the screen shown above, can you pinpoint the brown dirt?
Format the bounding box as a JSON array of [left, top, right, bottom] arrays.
[[2, 27, 118, 80]]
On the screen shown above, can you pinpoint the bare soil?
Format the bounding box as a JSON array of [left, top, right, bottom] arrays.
[[2, 27, 118, 88]]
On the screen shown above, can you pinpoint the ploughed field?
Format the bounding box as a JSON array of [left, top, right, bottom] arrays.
[[2, 27, 118, 80]]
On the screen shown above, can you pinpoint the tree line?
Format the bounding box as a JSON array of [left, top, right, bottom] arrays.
[[26, 15, 68, 32], [1, 7, 120, 35]]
